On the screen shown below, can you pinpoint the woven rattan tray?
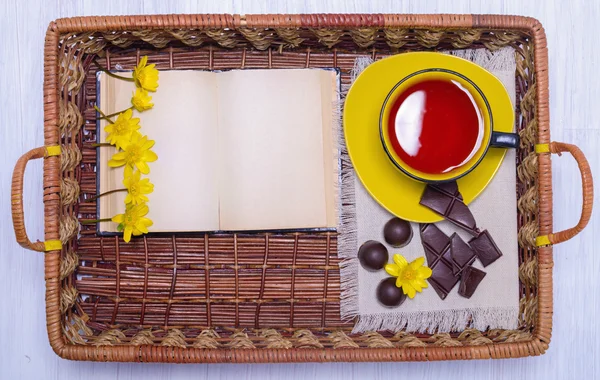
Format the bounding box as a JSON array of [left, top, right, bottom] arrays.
[[11, 14, 593, 362]]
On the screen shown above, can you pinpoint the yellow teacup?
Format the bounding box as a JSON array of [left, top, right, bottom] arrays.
[[380, 68, 518, 183]]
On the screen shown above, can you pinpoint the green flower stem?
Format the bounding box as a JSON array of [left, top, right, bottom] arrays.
[[82, 188, 127, 203], [93, 106, 115, 124], [80, 218, 113, 225], [91, 143, 112, 147], [93, 59, 135, 82]]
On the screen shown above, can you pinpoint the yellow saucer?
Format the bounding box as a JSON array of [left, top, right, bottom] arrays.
[[343, 52, 514, 223]]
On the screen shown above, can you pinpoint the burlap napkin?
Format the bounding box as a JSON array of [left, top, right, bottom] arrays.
[[339, 47, 520, 333]]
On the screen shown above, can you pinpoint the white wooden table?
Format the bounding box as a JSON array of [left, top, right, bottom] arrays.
[[1, 1, 597, 379]]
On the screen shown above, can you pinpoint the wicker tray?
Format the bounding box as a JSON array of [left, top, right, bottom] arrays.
[[11, 14, 593, 362]]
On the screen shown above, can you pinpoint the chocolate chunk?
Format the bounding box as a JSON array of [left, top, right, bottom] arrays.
[[449, 233, 476, 275], [458, 266, 487, 298], [429, 260, 459, 300], [419, 182, 478, 235], [376, 277, 407, 307], [383, 217, 413, 247], [421, 222, 450, 254], [358, 240, 389, 271], [468, 229, 503, 267], [433, 181, 462, 199], [419, 224, 459, 300]]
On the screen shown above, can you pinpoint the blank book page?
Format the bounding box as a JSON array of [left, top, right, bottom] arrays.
[[217, 69, 332, 230]]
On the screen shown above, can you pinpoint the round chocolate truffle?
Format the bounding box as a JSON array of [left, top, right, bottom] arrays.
[[358, 240, 389, 271], [383, 217, 413, 247], [376, 277, 407, 307]]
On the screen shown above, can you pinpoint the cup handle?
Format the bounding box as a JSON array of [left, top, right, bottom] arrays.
[[490, 131, 520, 149]]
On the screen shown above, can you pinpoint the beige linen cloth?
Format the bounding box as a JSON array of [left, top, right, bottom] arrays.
[[338, 47, 520, 333]]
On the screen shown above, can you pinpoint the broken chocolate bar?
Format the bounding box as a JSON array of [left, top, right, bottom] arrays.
[[419, 224, 459, 300], [419, 182, 478, 235], [420, 224, 481, 300], [468, 229, 503, 267], [458, 266, 487, 298]]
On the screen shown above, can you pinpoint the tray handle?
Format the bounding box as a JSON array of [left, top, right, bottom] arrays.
[[536, 141, 594, 246], [11, 146, 62, 252]]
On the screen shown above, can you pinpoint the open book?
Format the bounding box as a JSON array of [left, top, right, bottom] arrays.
[[97, 69, 339, 232]]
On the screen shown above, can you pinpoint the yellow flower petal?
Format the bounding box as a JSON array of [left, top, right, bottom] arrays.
[[142, 150, 158, 162], [135, 222, 149, 234], [112, 214, 124, 223], [416, 266, 432, 279], [395, 276, 405, 289], [132, 170, 141, 181], [412, 281, 423, 293], [414, 279, 429, 289], [112, 151, 127, 160], [403, 283, 417, 299], [385, 263, 400, 277], [141, 138, 155, 151], [140, 181, 154, 192], [136, 161, 150, 174], [132, 227, 144, 237], [140, 217, 153, 227], [123, 170, 137, 187], [138, 204, 149, 216], [124, 165, 134, 178], [123, 226, 133, 242], [393, 254, 408, 270], [409, 257, 425, 269], [129, 131, 143, 144], [108, 159, 123, 167], [145, 82, 158, 92]]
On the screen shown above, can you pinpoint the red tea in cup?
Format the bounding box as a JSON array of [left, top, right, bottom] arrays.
[[387, 79, 484, 175]]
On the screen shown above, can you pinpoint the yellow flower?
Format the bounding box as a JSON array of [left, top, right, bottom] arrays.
[[108, 133, 158, 174], [132, 56, 159, 92], [104, 109, 140, 149], [123, 170, 154, 205], [385, 254, 432, 299], [112, 203, 153, 242], [131, 88, 154, 112]]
